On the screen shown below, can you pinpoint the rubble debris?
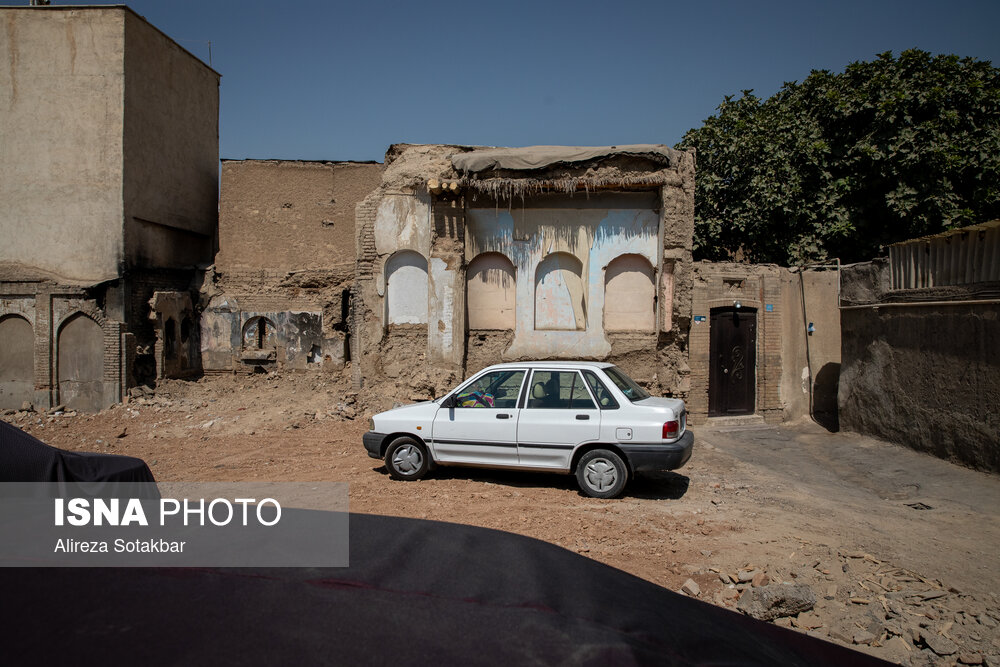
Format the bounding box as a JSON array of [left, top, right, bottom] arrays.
[[737, 584, 816, 621]]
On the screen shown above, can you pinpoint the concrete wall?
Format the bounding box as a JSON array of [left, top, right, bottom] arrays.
[[122, 10, 219, 270], [839, 261, 1000, 471], [0, 8, 125, 284]]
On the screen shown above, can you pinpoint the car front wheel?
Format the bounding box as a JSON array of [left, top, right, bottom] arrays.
[[576, 449, 628, 499], [385, 437, 430, 481]]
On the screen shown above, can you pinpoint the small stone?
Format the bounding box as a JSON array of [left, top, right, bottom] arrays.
[[116, 427, 127, 438], [752, 572, 770, 587], [738, 569, 757, 583], [681, 579, 701, 597], [958, 654, 983, 665], [923, 633, 959, 656], [853, 630, 876, 645], [700, 550, 712, 557], [719, 572, 733, 584], [21, 401, 34, 412]]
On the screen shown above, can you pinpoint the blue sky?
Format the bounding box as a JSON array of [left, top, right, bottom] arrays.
[[62, 0, 1000, 162]]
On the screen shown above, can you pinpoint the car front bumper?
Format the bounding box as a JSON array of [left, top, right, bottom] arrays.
[[363, 431, 386, 459], [618, 430, 694, 472]]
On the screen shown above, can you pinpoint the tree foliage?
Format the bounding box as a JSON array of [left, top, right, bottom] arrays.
[[676, 50, 1000, 264]]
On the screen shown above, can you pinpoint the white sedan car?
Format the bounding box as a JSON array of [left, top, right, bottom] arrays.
[[363, 361, 693, 498]]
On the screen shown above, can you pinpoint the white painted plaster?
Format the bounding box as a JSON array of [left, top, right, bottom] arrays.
[[385, 251, 428, 325], [374, 194, 431, 257], [467, 195, 659, 359]]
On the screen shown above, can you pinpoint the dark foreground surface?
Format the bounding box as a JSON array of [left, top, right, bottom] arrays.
[[2, 513, 887, 666]]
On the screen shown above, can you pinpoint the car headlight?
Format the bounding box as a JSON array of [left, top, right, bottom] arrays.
[[368, 418, 375, 431]]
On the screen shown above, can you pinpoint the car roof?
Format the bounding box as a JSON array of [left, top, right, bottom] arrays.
[[478, 361, 616, 371]]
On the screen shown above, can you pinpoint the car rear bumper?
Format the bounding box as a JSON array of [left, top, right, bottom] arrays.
[[618, 430, 694, 472], [363, 432, 385, 459]]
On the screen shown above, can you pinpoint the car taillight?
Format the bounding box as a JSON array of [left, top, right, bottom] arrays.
[[662, 420, 679, 440]]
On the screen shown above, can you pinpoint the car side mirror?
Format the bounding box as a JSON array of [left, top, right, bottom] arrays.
[[442, 395, 457, 409]]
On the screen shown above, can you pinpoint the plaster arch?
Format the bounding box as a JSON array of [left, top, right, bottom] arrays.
[[467, 252, 516, 330]]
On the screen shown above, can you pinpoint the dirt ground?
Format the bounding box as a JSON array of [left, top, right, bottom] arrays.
[[6, 372, 999, 666]]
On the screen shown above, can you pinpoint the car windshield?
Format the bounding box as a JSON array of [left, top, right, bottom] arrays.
[[603, 366, 651, 402]]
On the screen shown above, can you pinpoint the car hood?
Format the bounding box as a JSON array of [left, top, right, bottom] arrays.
[[375, 401, 439, 420], [632, 396, 685, 416]]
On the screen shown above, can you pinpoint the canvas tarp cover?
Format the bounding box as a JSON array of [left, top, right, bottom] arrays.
[[2, 512, 889, 666], [0, 419, 155, 483], [452, 144, 680, 173]]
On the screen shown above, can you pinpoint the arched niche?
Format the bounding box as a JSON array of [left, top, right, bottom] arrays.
[[0, 315, 34, 410], [58, 313, 104, 412], [467, 252, 516, 330], [535, 253, 586, 331], [604, 254, 655, 331], [386, 250, 428, 325]]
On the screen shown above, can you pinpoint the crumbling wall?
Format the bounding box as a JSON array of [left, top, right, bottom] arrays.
[[207, 160, 382, 374], [353, 144, 696, 401], [839, 261, 1000, 471]]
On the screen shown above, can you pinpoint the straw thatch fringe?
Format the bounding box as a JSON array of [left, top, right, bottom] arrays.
[[459, 173, 668, 200]]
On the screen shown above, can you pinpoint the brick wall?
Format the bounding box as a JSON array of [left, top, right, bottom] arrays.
[[688, 262, 785, 424]]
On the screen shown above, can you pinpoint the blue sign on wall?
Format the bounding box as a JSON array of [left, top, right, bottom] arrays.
[[765, 304, 774, 312], [694, 316, 706, 323]]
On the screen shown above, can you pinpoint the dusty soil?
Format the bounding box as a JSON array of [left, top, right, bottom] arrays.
[[7, 372, 999, 666]]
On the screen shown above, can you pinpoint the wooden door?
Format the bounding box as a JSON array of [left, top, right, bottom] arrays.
[[709, 307, 757, 416]]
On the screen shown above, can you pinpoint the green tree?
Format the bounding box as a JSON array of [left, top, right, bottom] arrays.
[[677, 50, 1000, 264]]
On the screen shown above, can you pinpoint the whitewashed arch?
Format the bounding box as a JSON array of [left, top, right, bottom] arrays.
[[534, 253, 586, 331], [604, 254, 655, 331], [467, 253, 516, 330], [386, 250, 428, 325]]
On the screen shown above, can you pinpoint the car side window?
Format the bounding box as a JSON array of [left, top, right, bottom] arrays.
[[455, 370, 524, 408], [583, 370, 619, 409], [526, 371, 596, 410]]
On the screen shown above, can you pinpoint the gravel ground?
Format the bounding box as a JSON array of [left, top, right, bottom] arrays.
[[5, 372, 998, 666]]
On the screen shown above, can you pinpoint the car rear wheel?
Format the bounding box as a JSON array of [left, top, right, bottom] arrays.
[[385, 437, 429, 481], [576, 449, 628, 499]]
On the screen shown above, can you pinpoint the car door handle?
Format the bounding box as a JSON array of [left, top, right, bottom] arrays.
[[575, 414, 590, 420], [496, 414, 511, 419]]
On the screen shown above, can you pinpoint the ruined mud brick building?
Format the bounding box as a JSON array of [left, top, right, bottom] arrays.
[[201, 160, 382, 373], [352, 144, 697, 401], [0, 6, 219, 412]]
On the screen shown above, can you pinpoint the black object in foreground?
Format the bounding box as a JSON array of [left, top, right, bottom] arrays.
[[0, 419, 155, 483], [1, 513, 889, 666]]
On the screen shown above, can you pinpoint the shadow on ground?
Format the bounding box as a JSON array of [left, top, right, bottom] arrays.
[[373, 465, 690, 500]]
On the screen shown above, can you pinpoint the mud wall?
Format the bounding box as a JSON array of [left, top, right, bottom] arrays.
[[839, 261, 1000, 471], [353, 144, 695, 402], [779, 268, 842, 427], [206, 160, 382, 373]]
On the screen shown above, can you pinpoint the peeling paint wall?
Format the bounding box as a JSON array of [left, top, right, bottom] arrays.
[[466, 192, 660, 359], [353, 144, 695, 402]]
